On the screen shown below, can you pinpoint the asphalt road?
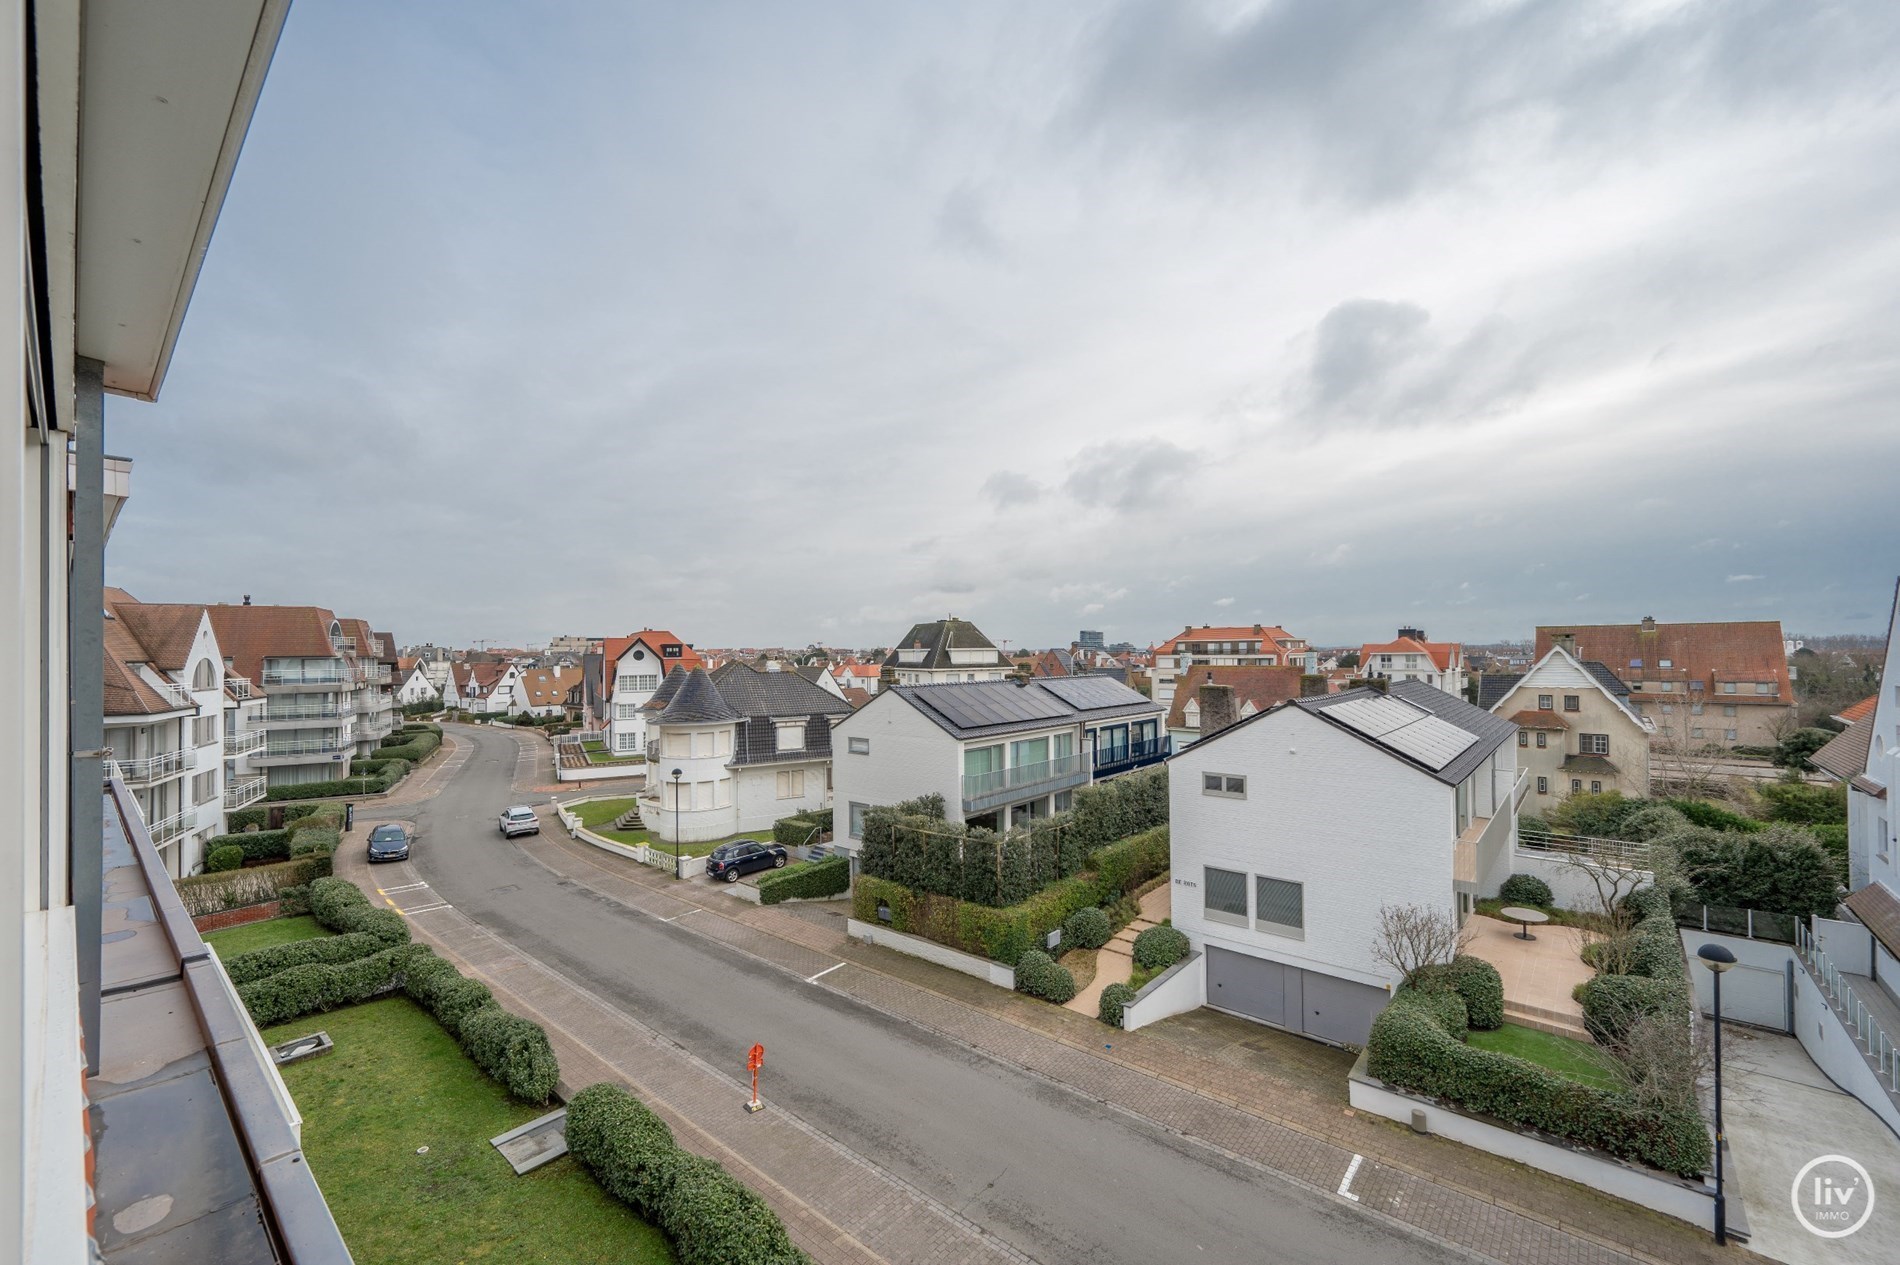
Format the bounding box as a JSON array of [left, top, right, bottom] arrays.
[[375, 726, 1472, 1265]]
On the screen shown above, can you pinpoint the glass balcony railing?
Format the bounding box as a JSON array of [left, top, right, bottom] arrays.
[[961, 752, 1088, 811], [260, 665, 351, 686], [223, 775, 267, 810]]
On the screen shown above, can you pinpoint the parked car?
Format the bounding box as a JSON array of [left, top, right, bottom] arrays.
[[704, 839, 788, 883], [366, 823, 413, 863], [499, 805, 540, 838]]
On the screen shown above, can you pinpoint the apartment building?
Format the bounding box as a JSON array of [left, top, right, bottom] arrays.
[[1150, 624, 1318, 715], [879, 617, 1012, 686], [204, 604, 362, 788], [1357, 627, 1469, 697], [337, 617, 396, 753]]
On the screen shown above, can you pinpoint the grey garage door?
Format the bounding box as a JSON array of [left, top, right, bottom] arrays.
[[1206, 946, 1388, 1047]]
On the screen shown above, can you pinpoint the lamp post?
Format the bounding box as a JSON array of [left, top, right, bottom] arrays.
[[1697, 942, 1738, 1245], [671, 767, 683, 880]]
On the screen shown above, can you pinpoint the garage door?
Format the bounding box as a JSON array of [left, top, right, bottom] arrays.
[[1206, 947, 1388, 1047]]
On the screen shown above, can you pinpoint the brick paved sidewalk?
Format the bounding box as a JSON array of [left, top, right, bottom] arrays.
[[533, 827, 1759, 1265]]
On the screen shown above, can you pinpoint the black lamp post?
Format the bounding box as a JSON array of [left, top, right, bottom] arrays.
[[671, 767, 683, 880], [1697, 941, 1738, 1245]]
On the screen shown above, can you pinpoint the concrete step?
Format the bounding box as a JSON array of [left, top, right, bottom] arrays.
[[1503, 1004, 1594, 1044]]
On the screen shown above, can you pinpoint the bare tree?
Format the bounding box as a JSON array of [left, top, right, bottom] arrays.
[[1371, 903, 1471, 981], [1648, 716, 1728, 799], [1604, 1009, 1711, 1112]]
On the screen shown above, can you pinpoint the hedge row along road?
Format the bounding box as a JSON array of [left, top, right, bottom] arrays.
[[357, 724, 1469, 1265]]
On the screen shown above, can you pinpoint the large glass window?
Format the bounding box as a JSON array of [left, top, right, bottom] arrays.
[[1097, 724, 1129, 761], [1051, 731, 1074, 761], [1204, 867, 1248, 927], [848, 802, 868, 839], [1255, 876, 1304, 939], [1010, 735, 1050, 768], [964, 745, 1002, 777]]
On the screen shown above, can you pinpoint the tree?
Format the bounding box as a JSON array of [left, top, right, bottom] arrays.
[[1773, 727, 1835, 770], [1370, 903, 1469, 981]]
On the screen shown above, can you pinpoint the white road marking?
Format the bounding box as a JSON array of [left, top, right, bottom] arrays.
[[401, 901, 452, 915], [807, 963, 846, 983], [378, 882, 430, 894], [661, 908, 701, 923], [1338, 1154, 1364, 1202]]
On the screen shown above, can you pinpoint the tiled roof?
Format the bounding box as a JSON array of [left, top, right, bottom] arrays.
[[1558, 754, 1619, 777], [1167, 665, 1306, 730], [703, 663, 852, 720], [110, 601, 205, 671], [880, 618, 1006, 672], [1508, 709, 1569, 731], [1842, 882, 1900, 963], [1153, 625, 1301, 656], [203, 604, 340, 686], [1477, 674, 1523, 711], [833, 662, 880, 680], [518, 667, 581, 709], [1810, 718, 1872, 783], [1534, 620, 1792, 706], [102, 612, 186, 717], [655, 668, 741, 724], [1836, 695, 1878, 726], [841, 687, 872, 709], [1360, 636, 1461, 674], [469, 663, 512, 688], [605, 631, 702, 681]]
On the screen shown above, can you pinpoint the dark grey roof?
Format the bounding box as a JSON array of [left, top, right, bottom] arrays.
[[880, 618, 1006, 672], [581, 652, 606, 714], [655, 668, 741, 724], [1293, 679, 1518, 786], [893, 676, 1160, 740], [706, 662, 852, 719], [1477, 673, 1523, 711], [1581, 661, 1631, 698], [1811, 718, 1871, 783]]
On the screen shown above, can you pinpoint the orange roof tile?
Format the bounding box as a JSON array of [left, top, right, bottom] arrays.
[[1167, 665, 1306, 730], [1154, 625, 1300, 655], [1534, 620, 1792, 706], [203, 604, 340, 687], [1360, 636, 1462, 674], [1837, 695, 1877, 725]]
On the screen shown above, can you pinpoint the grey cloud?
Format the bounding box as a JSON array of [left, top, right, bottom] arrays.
[[981, 470, 1044, 508], [1063, 440, 1201, 511], [1309, 300, 1429, 408]]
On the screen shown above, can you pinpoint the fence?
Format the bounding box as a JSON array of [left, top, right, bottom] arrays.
[[1795, 921, 1900, 1096], [1516, 827, 1651, 870], [1675, 902, 1797, 944], [556, 803, 706, 879]]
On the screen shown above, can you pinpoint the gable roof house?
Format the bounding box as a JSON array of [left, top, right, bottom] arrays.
[[518, 665, 584, 718], [880, 617, 1012, 686], [1813, 580, 1900, 948], [396, 659, 440, 707], [601, 630, 701, 754], [831, 676, 1165, 852], [830, 660, 883, 695], [1358, 628, 1469, 698], [1482, 647, 1653, 801], [637, 664, 853, 844], [1155, 681, 1523, 1047], [1167, 665, 1309, 749], [1534, 618, 1794, 750], [1150, 624, 1318, 715]]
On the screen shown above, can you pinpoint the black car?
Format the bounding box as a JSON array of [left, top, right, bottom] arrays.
[[704, 840, 788, 882], [366, 823, 413, 863]]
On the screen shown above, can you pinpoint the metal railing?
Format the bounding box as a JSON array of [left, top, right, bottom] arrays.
[[260, 665, 351, 686], [1796, 923, 1900, 1095], [114, 749, 193, 783], [1092, 736, 1171, 778], [147, 807, 197, 845], [223, 775, 267, 810], [1678, 903, 1798, 944], [260, 703, 346, 722], [962, 752, 1088, 806], [259, 737, 351, 758], [226, 676, 254, 699], [224, 728, 265, 756], [1516, 827, 1652, 870]]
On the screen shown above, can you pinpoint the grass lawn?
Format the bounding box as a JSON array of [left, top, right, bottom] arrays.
[[580, 739, 606, 753], [587, 751, 646, 766], [205, 915, 328, 956], [1466, 1023, 1621, 1090], [266, 997, 674, 1265], [571, 797, 638, 829]]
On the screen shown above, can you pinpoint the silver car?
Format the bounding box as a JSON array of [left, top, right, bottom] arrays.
[[498, 805, 540, 838]]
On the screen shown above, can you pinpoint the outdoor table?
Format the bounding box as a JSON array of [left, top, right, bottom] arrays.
[[1499, 905, 1549, 941]]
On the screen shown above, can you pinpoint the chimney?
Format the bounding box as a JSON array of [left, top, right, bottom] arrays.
[[1398, 626, 1425, 641], [242, 594, 251, 606], [1299, 673, 1329, 698], [1198, 679, 1239, 736], [1554, 632, 1577, 657], [1640, 615, 1657, 632]]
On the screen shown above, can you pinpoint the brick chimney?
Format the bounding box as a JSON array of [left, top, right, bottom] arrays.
[[1197, 675, 1239, 736], [1554, 632, 1577, 657], [1640, 615, 1657, 632]]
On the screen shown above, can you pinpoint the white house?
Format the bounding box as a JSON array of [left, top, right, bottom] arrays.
[[832, 675, 1166, 852], [1163, 681, 1523, 1047], [396, 659, 439, 707], [831, 660, 882, 695], [1150, 623, 1318, 716], [602, 630, 701, 756], [1479, 645, 1653, 800], [468, 662, 524, 714], [639, 664, 852, 843], [1358, 628, 1469, 697], [880, 617, 1012, 686]]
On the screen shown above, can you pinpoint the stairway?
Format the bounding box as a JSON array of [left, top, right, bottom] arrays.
[[1503, 999, 1594, 1043], [1064, 913, 1159, 1015], [611, 807, 643, 832]]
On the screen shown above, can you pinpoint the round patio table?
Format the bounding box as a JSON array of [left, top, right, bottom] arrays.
[[1499, 905, 1549, 941]]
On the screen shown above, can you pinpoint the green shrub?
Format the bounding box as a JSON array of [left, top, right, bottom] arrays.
[[1098, 982, 1138, 1027], [225, 806, 272, 833], [1660, 798, 1763, 834], [205, 845, 244, 873], [1440, 955, 1504, 1031], [1547, 790, 1642, 840], [174, 857, 327, 917], [804, 807, 834, 832], [223, 929, 407, 986], [1012, 950, 1077, 1003], [1132, 924, 1189, 971], [1676, 824, 1841, 918], [374, 729, 443, 763], [236, 943, 422, 1027], [757, 855, 850, 905], [1497, 874, 1553, 906], [1062, 906, 1112, 951], [205, 829, 292, 863], [771, 816, 819, 847], [566, 1084, 809, 1264], [457, 1007, 560, 1103], [305, 877, 408, 943], [1578, 974, 1683, 1046], [1755, 778, 1848, 826], [278, 883, 313, 916]]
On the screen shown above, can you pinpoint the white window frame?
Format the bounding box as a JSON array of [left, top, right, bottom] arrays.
[[847, 735, 870, 755], [776, 769, 805, 800], [1203, 866, 1248, 928], [1254, 875, 1304, 940], [775, 721, 807, 752], [1201, 772, 1246, 799], [848, 801, 868, 839]]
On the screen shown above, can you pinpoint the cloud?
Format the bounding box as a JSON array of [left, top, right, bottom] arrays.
[[981, 471, 1044, 508], [1726, 574, 1764, 583], [1063, 440, 1201, 510], [1213, 596, 1235, 608], [1080, 603, 1105, 615], [1314, 543, 1353, 566]]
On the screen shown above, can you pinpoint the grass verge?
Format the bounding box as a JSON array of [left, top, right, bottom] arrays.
[[1465, 1022, 1620, 1090], [571, 797, 638, 829], [205, 915, 328, 956], [266, 996, 674, 1265]]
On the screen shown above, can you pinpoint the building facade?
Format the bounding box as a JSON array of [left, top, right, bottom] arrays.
[[602, 630, 701, 754], [204, 604, 362, 788], [1480, 647, 1654, 801], [879, 617, 1012, 686], [1357, 628, 1468, 697], [1150, 624, 1318, 716]]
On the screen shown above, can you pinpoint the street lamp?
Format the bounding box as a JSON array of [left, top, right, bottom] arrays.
[[1697, 941, 1738, 1245], [671, 767, 683, 880]]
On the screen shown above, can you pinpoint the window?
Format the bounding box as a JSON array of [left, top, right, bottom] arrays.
[[1563, 695, 1580, 712], [1010, 735, 1050, 769], [1724, 729, 1738, 742], [1661, 703, 1674, 714], [615, 731, 638, 752], [1579, 733, 1609, 755], [1255, 876, 1304, 939], [1691, 727, 1705, 739], [662, 730, 690, 758], [1659, 681, 1675, 692], [1722, 682, 1737, 694], [692, 780, 714, 810], [616, 675, 636, 693], [692, 730, 713, 758], [1689, 681, 1704, 692], [776, 721, 807, 752], [1204, 867, 1248, 927], [1571, 779, 1582, 793], [1536, 776, 1549, 795], [1054, 790, 1073, 812], [192, 771, 216, 805], [1590, 780, 1602, 793], [192, 659, 216, 690], [192, 715, 217, 746], [1756, 682, 1774, 695], [1517, 731, 1528, 747], [1535, 732, 1547, 749], [1201, 772, 1246, 798], [776, 769, 805, 799], [847, 736, 870, 755], [1658, 658, 1672, 669], [964, 744, 1002, 779], [1537, 694, 1553, 710], [615, 702, 641, 719], [1722, 704, 1737, 717], [1691, 703, 1704, 715], [848, 802, 868, 839]]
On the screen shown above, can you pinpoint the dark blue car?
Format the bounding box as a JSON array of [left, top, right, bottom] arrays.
[[704, 840, 787, 882], [366, 823, 413, 863]]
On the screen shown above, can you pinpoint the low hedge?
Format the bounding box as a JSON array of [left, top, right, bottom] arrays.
[[267, 778, 379, 802], [237, 942, 424, 1027], [757, 855, 850, 905], [1013, 949, 1076, 1003], [1098, 982, 1138, 1027], [1367, 986, 1710, 1176], [377, 729, 443, 763], [1409, 955, 1503, 1031], [1062, 906, 1112, 951], [226, 802, 331, 833], [1497, 873, 1554, 907], [176, 857, 327, 916], [224, 928, 408, 986], [306, 876, 408, 943], [1132, 924, 1189, 971], [1578, 974, 1683, 1046], [566, 1083, 809, 1265], [205, 845, 244, 873], [803, 807, 834, 833], [771, 816, 821, 847]]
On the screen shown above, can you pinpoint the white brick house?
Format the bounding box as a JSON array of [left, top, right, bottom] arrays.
[[1161, 681, 1523, 1046]]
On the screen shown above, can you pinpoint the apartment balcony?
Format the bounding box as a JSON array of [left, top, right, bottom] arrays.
[[258, 704, 347, 725], [253, 737, 354, 767], [1091, 736, 1171, 780], [223, 728, 266, 757], [146, 807, 197, 846], [962, 752, 1090, 815], [225, 675, 255, 700], [114, 749, 193, 785], [223, 775, 267, 811], [260, 665, 352, 690]]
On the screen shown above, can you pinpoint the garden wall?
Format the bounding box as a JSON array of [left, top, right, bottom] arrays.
[[1507, 848, 1652, 912], [1119, 952, 1205, 1032], [846, 918, 1015, 989], [1677, 929, 1794, 1033], [1791, 956, 1900, 1139]]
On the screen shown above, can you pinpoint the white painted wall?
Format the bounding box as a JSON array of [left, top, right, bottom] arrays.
[[1680, 930, 1795, 1032], [733, 759, 830, 836], [1505, 849, 1652, 913], [847, 918, 1016, 987], [1121, 952, 1207, 1031], [1847, 582, 1898, 893], [831, 693, 966, 849], [1791, 961, 1900, 1139], [1169, 706, 1452, 993]]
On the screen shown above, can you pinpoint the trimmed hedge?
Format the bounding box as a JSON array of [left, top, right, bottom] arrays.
[[237, 942, 423, 1026], [226, 801, 329, 833], [225, 929, 405, 986], [376, 729, 443, 763], [1012, 950, 1076, 1003], [1062, 906, 1112, 951], [757, 855, 850, 905], [771, 816, 822, 847], [209, 828, 291, 864], [1131, 924, 1189, 971], [1098, 982, 1138, 1027], [1410, 955, 1503, 1031], [1578, 974, 1682, 1046], [306, 876, 408, 943], [1497, 873, 1553, 907], [1367, 986, 1710, 1176], [804, 807, 834, 833], [176, 856, 327, 916], [206, 846, 244, 873], [566, 1084, 809, 1265]]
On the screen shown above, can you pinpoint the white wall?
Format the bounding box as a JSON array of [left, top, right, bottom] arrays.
[[831, 693, 965, 850], [1169, 706, 1450, 992], [1505, 849, 1652, 913], [847, 918, 1015, 988], [733, 759, 830, 836], [1792, 960, 1900, 1138], [1121, 952, 1207, 1031], [1680, 930, 1794, 1032]]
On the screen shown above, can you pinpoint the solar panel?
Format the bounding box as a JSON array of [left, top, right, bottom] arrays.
[[1325, 694, 1426, 738], [914, 681, 1069, 733], [1037, 676, 1147, 711], [1382, 715, 1480, 770]]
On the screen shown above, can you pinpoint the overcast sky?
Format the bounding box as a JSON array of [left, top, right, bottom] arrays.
[[105, 0, 1900, 652]]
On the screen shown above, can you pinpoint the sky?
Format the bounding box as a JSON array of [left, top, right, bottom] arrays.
[[104, 0, 1900, 652]]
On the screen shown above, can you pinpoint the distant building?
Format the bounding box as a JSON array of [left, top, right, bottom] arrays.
[[880, 617, 1011, 686], [1150, 624, 1318, 715], [1358, 628, 1469, 698], [1479, 646, 1654, 801], [1078, 629, 1105, 651], [1167, 665, 1308, 749]]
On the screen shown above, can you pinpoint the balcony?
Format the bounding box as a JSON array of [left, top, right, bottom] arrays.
[[1091, 736, 1171, 779], [224, 728, 265, 757], [223, 775, 267, 811], [260, 664, 351, 689], [962, 752, 1089, 815], [146, 807, 197, 846], [253, 737, 353, 766], [259, 703, 346, 725], [226, 675, 255, 700], [114, 749, 193, 784]]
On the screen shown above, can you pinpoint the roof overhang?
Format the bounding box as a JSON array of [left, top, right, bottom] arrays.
[[71, 0, 292, 400]]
